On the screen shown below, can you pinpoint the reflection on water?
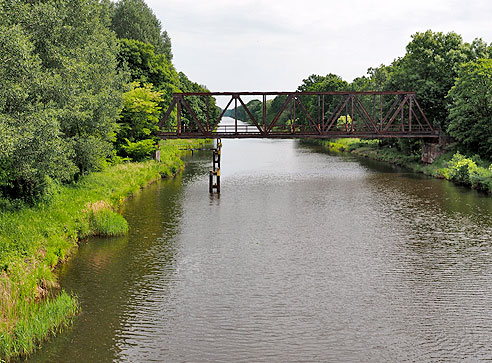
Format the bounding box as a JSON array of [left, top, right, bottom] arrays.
[[31, 120, 492, 362]]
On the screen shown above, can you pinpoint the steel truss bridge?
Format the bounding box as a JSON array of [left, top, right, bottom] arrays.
[[158, 91, 438, 139]]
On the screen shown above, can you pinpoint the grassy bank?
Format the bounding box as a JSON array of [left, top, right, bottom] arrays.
[[0, 139, 206, 360], [311, 138, 492, 194]]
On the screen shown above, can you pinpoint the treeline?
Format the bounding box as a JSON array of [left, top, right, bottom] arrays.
[[228, 31, 492, 158], [0, 0, 219, 204]]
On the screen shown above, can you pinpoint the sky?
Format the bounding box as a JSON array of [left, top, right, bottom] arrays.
[[147, 0, 492, 104]]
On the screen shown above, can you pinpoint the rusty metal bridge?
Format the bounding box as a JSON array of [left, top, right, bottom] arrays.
[[157, 91, 438, 140]]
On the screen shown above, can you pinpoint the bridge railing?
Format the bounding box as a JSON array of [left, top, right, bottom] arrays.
[[157, 91, 438, 139]]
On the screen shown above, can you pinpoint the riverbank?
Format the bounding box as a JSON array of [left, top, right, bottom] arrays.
[[0, 139, 207, 360], [309, 138, 492, 194]]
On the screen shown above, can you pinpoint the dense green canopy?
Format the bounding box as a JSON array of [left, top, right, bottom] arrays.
[[0, 0, 216, 203]]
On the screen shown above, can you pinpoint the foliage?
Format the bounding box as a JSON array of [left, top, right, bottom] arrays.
[[0, 23, 76, 202], [447, 58, 492, 158], [336, 115, 352, 131], [118, 38, 179, 100], [121, 139, 157, 161], [0, 0, 124, 201], [386, 30, 489, 131], [118, 83, 163, 144], [27, 0, 124, 175], [111, 0, 173, 61], [178, 72, 221, 131], [443, 151, 479, 184], [296, 74, 349, 127]]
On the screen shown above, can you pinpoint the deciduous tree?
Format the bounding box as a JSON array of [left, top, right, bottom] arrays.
[[447, 58, 492, 158]]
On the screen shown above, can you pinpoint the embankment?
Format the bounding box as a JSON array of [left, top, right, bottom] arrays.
[[309, 138, 492, 194], [0, 140, 206, 360]]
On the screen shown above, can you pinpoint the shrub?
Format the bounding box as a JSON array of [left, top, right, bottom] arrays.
[[121, 139, 157, 161], [445, 152, 479, 185]]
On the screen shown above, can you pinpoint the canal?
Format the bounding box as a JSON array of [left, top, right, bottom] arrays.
[[31, 119, 492, 361]]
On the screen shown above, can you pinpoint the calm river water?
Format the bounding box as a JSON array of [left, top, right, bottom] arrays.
[[31, 119, 492, 362]]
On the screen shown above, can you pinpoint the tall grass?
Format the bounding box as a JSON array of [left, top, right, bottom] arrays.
[[0, 139, 199, 360]]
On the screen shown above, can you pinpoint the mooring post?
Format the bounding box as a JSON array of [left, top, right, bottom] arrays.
[[209, 138, 221, 194]]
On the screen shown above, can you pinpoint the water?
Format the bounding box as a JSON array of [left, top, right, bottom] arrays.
[[31, 119, 492, 362]]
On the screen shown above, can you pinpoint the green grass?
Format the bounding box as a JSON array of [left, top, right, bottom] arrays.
[[0, 139, 205, 361], [0, 290, 78, 359]]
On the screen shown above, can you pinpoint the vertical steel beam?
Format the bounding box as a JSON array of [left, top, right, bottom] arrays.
[[380, 94, 383, 132], [322, 95, 325, 132], [351, 95, 354, 133], [234, 95, 238, 134], [177, 97, 182, 134], [206, 96, 210, 132], [345, 100, 349, 132], [409, 96, 413, 132], [293, 96, 296, 134], [263, 94, 267, 132], [401, 95, 405, 132], [373, 94, 376, 124]]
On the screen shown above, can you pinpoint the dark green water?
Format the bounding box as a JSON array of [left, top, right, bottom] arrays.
[[31, 123, 492, 361]]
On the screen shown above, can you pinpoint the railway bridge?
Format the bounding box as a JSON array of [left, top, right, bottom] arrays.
[[157, 91, 441, 193], [158, 91, 438, 140]]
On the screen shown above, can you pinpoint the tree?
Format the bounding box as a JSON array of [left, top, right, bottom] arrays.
[[118, 83, 163, 144], [24, 0, 125, 175], [178, 72, 220, 131], [0, 0, 125, 201], [447, 58, 492, 158], [387, 30, 489, 130], [118, 38, 179, 104], [111, 0, 173, 60], [0, 23, 75, 202], [117, 83, 163, 160], [296, 74, 349, 126]]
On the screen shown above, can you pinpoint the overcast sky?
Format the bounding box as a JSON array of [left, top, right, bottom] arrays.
[[147, 0, 492, 98]]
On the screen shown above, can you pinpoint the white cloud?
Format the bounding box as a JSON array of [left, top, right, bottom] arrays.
[[146, 0, 492, 97]]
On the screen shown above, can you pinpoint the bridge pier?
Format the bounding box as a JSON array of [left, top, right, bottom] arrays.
[[421, 135, 449, 164], [209, 139, 221, 194]]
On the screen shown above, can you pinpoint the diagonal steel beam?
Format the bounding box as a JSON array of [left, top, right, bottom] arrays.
[[268, 95, 293, 132], [413, 97, 434, 132], [324, 95, 350, 132], [382, 96, 401, 125], [353, 95, 379, 133], [238, 96, 266, 135], [383, 95, 409, 132], [180, 96, 207, 134], [295, 96, 321, 134], [159, 96, 178, 129], [211, 96, 234, 131]]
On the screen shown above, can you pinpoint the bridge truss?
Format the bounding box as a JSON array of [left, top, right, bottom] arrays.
[[158, 91, 438, 139]]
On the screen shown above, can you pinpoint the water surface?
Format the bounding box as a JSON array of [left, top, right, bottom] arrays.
[[31, 119, 492, 361]]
